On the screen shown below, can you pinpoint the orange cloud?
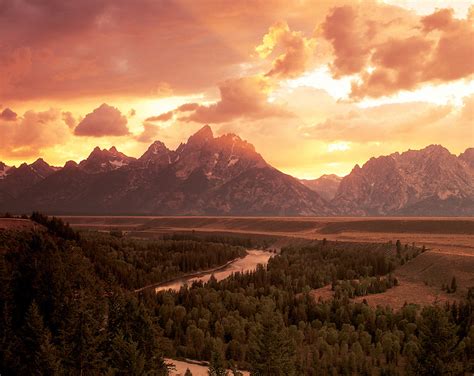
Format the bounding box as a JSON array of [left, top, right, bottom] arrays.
[[146, 111, 174, 122], [322, 6, 370, 77], [322, 5, 474, 98], [257, 21, 314, 79], [421, 9, 474, 82], [183, 76, 281, 123], [0, 108, 18, 121], [74, 103, 129, 137], [0, 109, 70, 158], [147, 76, 292, 125], [0, 47, 33, 98], [136, 122, 160, 143], [0, 1, 329, 102], [177, 103, 200, 112], [305, 101, 456, 143], [351, 36, 433, 98], [62, 111, 76, 129]]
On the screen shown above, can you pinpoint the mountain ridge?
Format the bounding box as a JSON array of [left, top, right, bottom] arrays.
[[0, 128, 472, 216], [0, 126, 331, 215]]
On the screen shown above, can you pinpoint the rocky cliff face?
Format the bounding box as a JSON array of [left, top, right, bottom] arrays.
[[0, 126, 331, 215], [0, 162, 11, 180], [459, 148, 474, 170], [78, 146, 137, 173], [333, 145, 474, 215], [300, 174, 342, 201], [0, 132, 471, 216]]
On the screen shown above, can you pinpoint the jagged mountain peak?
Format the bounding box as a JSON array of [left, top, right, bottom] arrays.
[[422, 144, 450, 153], [1, 138, 471, 215], [186, 125, 214, 146], [351, 164, 362, 173], [0, 161, 11, 179], [216, 133, 257, 153], [459, 147, 474, 170], [79, 145, 135, 173], [396, 144, 452, 162], [334, 144, 474, 215], [89, 146, 117, 157], [172, 126, 267, 180], [139, 140, 173, 167], [64, 160, 79, 169], [30, 157, 50, 168], [140, 140, 170, 158]]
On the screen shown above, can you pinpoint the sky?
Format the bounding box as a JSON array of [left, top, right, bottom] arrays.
[[0, 0, 473, 179]]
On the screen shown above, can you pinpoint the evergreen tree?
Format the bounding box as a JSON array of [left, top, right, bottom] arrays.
[[414, 306, 459, 375], [208, 345, 228, 376], [249, 303, 296, 376], [20, 302, 61, 375], [109, 332, 146, 376], [450, 276, 457, 293], [396, 240, 402, 257]]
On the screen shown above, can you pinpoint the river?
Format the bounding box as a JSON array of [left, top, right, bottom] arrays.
[[155, 249, 273, 293]]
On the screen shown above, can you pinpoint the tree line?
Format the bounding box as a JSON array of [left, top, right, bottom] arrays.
[[0, 214, 472, 375]]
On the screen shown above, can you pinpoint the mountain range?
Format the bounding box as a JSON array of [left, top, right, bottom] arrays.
[[1, 125, 472, 216]]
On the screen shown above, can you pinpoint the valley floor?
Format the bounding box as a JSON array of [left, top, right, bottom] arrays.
[[165, 358, 250, 376], [62, 215, 474, 308]]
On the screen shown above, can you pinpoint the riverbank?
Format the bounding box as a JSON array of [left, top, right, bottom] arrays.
[[154, 249, 273, 293]]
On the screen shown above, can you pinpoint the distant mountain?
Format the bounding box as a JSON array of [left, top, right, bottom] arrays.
[[78, 146, 137, 173], [139, 141, 173, 168], [0, 158, 58, 204], [0, 162, 11, 180], [1, 135, 472, 216], [0, 126, 331, 215], [459, 148, 474, 170], [333, 145, 474, 215], [300, 174, 342, 201]]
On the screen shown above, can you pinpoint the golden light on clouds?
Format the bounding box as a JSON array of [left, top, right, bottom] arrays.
[[1, 0, 473, 179]]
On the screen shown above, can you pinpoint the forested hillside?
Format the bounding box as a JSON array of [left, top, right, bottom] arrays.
[[0, 215, 472, 375]]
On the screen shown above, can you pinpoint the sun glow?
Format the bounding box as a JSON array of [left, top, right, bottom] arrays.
[[327, 142, 351, 153]]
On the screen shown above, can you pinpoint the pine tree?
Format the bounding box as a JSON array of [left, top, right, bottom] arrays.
[[396, 240, 402, 257], [109, 332, 146, 376], [450, 277, 457, 293], [414, 306, 458, 375], [20, 301, 61, 375], [249, 304, 296, 376], [208, 345, 228, 376]]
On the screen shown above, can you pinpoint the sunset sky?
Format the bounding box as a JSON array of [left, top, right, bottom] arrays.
[[1, 0, 473, 178]]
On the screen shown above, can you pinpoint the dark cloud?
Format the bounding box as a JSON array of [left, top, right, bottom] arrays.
[[146, 111, 174, 122], [180, 76, 292, 123], [74, 103, 129, 137], [322, 5, 474, 98], [0, 1, 326, 101], [145, 76, 292, 125], [0, 108, 18, 121]]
